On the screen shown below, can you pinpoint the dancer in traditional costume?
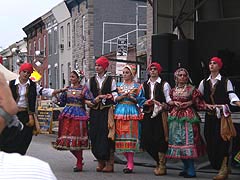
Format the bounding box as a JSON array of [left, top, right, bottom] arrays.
[[53, 70, 94, 172], [114, 64, 145, 173], [141, 62, 171, 176], [166, 68, 207, 178], [88, 56, 117, 173], [198, 57, 240, 180]]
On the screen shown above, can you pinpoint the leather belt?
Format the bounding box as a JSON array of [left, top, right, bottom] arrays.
[[66, 103, 83, 107], [18, 107, 28, 112], [119, 101, 135, 105]]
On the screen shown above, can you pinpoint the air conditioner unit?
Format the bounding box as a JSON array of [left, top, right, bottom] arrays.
[[60, 44, 64, 50]]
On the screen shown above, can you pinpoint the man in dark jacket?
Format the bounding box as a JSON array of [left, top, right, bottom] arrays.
[[0, 63, 63, 155]]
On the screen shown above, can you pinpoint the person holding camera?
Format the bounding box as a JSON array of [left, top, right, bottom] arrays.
[[0, 72, 57, 180]]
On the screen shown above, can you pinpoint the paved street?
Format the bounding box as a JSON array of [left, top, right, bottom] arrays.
[[28, 134, 239, 180]]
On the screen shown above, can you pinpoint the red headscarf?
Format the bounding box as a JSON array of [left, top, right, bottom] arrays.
[[19, 63, 34, 74], [96, 56, 109, 70], [148, 62, 163, 74], [210, 56, 223, 69]]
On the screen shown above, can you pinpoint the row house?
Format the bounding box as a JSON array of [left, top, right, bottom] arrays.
[[19, 0, 146, 88], [52, 2, 72, 88], [23, 1, 71, 89], [23, 17, 49, 87], [65, 0, 147, 79], [43, 11, 59, 89], [65, 0, 93, 79]]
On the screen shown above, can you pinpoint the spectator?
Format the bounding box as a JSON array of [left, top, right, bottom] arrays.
[[0, 72, 57, 180]]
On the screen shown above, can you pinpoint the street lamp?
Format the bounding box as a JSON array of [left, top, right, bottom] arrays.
[[33, 50, 44, 67], [11, 48, 44, 67], [11, 47, 26, 69]]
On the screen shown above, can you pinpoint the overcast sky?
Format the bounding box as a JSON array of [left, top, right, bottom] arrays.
[[0, 0, 63, 49]]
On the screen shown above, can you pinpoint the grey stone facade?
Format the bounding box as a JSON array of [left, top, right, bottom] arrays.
[[69, 0, 93, 79], [66, 0, 146, 79]]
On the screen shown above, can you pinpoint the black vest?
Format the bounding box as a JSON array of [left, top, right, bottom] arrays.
[[203, 76, 229, 105], [89, 75, 114, 109], [9, 79, 37, 113], [142, 80, 166, 113]]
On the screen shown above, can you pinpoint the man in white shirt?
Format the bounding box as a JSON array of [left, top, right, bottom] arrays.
[[198, 56, 240, 180], [0, 72, 57, 180], [141, 62, 171, 176], [87, 56, 117, 172], [0, 63, 63, 155]]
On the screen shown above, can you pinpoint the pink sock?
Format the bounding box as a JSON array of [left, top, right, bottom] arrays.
[[127, 152, 134, 170]]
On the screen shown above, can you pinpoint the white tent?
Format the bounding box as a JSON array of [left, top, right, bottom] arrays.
[[0, 64, 18, 81]]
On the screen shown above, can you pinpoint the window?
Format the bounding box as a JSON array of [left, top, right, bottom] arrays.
[[34, 41, 36, 51], [29, 43, 32, 55], [68, 62, 71, 86], [54, 27, 58, 54], [74, 60, 78, 70], [38, 38, 41, 50], [74, 19, 78, 46], [55, 64, 58, 89], [44, 70, 47, 87], [82, 15, 86, 41], [60, 26, 64, 51], [43, 35, 46, 56], [67, 23, 71, 48], [48, 67, 51, 87], [48, 30, 52, 55], [60, 26, 64, 43], [61, 64, 65, 87]]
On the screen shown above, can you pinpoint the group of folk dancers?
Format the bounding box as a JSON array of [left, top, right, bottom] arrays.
[[1, 56, 240, 180]]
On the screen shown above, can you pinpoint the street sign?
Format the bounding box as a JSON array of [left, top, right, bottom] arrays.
[[116, 37, 128, 60], [116, 37, 128, 75]]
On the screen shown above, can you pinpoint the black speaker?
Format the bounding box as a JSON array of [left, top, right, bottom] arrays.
[[199, 0, 240, 20], [171, 39, 194, 72], [199, 0, 222, 20], [151, 33, 177, 72], [171, 39, 202, 85]]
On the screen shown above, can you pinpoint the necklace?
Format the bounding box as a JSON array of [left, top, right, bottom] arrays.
[[175, 85, 186, 95], [120, 82, 134, 93]]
